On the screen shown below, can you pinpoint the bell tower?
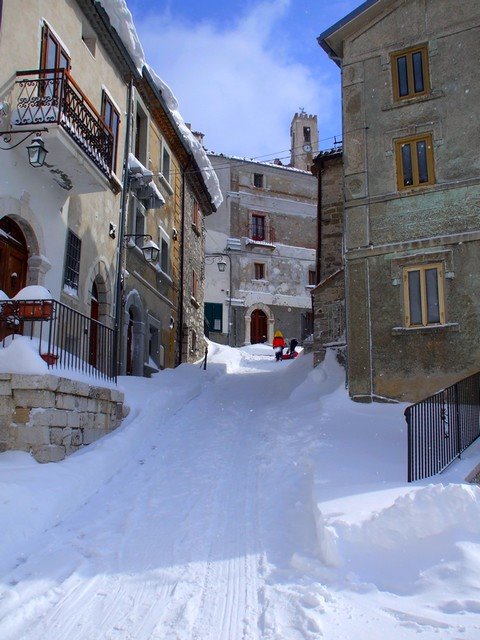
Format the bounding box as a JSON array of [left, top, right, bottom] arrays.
[[290, 109, 318, 171]]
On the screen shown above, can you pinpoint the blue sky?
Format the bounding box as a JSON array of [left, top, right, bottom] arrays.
[[127, 0, 362, 159]]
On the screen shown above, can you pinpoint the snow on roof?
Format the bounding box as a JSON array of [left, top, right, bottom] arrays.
[[98, 0, 222, 210], [208, 151, 314, 175]]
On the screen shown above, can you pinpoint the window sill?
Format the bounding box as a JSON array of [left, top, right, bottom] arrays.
[[392, 322, 459, 336], [190, 296, 200, 309], [252, 278, 268, 284], [158, 173, 173, 195], [382, 89, 444, 112]]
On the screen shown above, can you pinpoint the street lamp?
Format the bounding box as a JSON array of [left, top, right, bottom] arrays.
[[0, 127, 49, 167], [205, 252, 232, 346], [124, 234, 160, 262], [26, 135, 48, 168]]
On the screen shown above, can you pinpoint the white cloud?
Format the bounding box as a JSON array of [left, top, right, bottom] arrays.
[[134, 0, 336, 159]]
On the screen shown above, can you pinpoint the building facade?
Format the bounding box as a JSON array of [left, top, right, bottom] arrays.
[[319, 0, 480, 401], [205, 147, 317, 347]]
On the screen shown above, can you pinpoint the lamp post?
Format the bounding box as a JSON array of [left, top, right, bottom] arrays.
[[124, 234, 160, 262], [205, 252, 232, 346], [0, 128, 49, 167]]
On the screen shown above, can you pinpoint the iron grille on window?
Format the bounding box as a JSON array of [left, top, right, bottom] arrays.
[[63, 230, 81, 292]]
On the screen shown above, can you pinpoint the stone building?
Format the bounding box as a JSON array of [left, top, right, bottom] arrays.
[[119, 71, 217, 375], [311, 148, 344, 366], [204, 116, 318, 347], [318, 0, 480, 402]]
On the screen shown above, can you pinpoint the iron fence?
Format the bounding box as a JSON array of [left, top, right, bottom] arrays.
[[405, 371, 480, 482], [12, 69, 113, 177], [0, 299, 116, 382]]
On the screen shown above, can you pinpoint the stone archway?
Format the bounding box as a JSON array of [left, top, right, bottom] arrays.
[[244, 303, 274, 345], [0, 217, 28, 297]]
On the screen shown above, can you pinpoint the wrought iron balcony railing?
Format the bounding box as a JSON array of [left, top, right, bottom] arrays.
[[0, 299, 116, 382], [11, 69, 114, 178]]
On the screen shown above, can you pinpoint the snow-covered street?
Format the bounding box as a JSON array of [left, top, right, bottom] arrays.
[[1, 343, 480, 639]]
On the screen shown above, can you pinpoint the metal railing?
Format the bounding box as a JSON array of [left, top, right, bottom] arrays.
[[12, 69, 113, 177], [405, 371, 480, 482], [0, 299, 116, 382]]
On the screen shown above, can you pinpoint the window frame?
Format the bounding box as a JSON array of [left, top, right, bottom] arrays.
[[253, 173, 264, 188], [158, 225, 170, 275], [101, 91, 120, 173], [63, 230, 81, 294], [251, 213, 266, 241], [192, 269, 198, 301], [403, 263, 445, 327], [254, 262, 265, 280], [391, 44, 430, 102], [395, 133, 435, 190], [308, 269, 316, 286], [193, 198, 200, 231]]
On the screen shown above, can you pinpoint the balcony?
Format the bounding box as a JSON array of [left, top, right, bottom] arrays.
[[9, 69, 115, 193], [245, 221, 276, 248]]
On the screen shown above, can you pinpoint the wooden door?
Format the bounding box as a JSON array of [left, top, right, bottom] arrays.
[[251, 309, 267, 344], [0, 217, 28, 297]]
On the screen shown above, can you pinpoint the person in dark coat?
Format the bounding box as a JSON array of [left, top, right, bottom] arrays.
[[289, 338, 298, 357]]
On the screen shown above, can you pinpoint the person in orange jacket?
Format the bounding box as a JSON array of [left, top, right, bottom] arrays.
[[272, 330, 286, 361]]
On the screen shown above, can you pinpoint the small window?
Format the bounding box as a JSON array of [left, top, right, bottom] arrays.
[[162, 147, 170, 183], [205, 302, 223, 333], [308, 269, 316, 286], [63, 230, 81, 293], [193, 199, 200, 230], [101, 92, 120, 172], [251, 214, 265, 241], [253, 173, 264, 188], [192, 270, 198, 301], [254, 262, 265, 280], [134, 103, 148, 165], [82, 21, 96, 57], [403, 263, 445, 327], [391, 44, 429, 101], [395, 134, 434, 189], [303, 126, 311, 143], [158, 227, 169, 274]]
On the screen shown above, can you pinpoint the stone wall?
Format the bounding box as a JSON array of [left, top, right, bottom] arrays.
[[0, 374, 128, 463], [312, 270, 345, 366]]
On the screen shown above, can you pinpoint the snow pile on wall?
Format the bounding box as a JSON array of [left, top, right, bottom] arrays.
[[99, 0, 223, 209]]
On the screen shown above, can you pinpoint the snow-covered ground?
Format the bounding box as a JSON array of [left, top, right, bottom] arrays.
[[1, 342, 480, 639]]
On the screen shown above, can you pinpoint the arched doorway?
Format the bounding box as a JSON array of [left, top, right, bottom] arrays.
[[0, 217, 28, 297], [126, 308, 134, 375], [250, 309, 267, 344], [89, 282, 99, 367]]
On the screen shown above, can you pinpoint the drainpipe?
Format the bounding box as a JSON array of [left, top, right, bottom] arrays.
[[315, 155, 324, 283], [112, 76, 134, 377], [177, 156, 192, 365]]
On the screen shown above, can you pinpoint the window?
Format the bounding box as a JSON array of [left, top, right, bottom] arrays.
[[205, 302, 223, 332], [251, 214, 265, 241], [191, 329, 197, 354], [391, 44, 429, 101], [101, 92, 120, 172], [162, 146, 170, 184], [308, 269, 316, 286], [134, 103, 148, 164], [132, 201, 146, 247], [158, 226, 169, 274], [254, 262, 265, 280], [253, 173, 264, 188], [63, 230, 81, 293], [193, 199, 200, 230], [395, 134, 434, 189], [82, 21, 96, 57], [303, 126, 311, 143], [40, 23, 70, 99], [41, 23, 70, 71], [192, 270, 198, 301], [403, 264, 445, 327]]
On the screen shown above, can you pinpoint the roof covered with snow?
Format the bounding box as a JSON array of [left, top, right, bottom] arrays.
[[98, 0, 222, 210]]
